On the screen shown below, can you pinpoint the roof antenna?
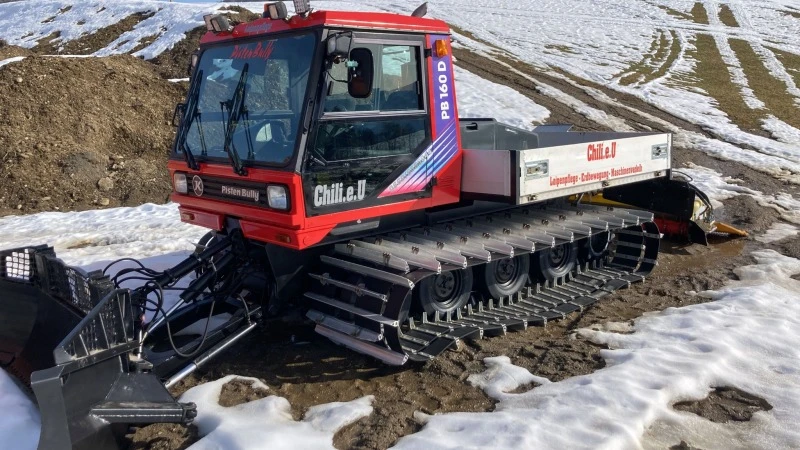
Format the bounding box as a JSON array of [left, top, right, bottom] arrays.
[[411, 2, 428, 18]]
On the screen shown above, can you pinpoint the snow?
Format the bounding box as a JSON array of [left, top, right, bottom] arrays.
[[0, 370, 40, 450], [181, 375, 373, 450], [756, 222, 800, 244], [0, 1, 228, 60], [0, 203, 207, 268], [455, 66, 549, 129], [395, 250, 800, 450], [0, 56, 25, 68], [678, 162, 800, 225], [676, 163, 758, 209]]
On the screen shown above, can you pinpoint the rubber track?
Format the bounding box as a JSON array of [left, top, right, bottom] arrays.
[[305, 205, 661, 365]]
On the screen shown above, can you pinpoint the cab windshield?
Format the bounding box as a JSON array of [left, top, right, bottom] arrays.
[[177, 32, 316, 167]]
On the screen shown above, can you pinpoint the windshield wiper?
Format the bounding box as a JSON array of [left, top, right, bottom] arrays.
[[221, 64, 250, 176], [176, 70, 205, 171]]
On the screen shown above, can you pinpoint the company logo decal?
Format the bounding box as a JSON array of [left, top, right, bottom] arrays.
[[221, 185, 260, 202], [242, 22, 273, 35], [314, 180, 367, 207], [230, 40, 275, 60], [587, 142, 617, 161], [192, 175, 204, 197]]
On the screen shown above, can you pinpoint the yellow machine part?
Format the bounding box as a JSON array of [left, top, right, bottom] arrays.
[[571, 194, 748, 238]]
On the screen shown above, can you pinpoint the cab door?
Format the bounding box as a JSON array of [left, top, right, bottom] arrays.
[[302, 33, 433, 216]]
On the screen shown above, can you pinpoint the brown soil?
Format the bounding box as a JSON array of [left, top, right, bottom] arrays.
[[673, 387, 773, 423], [0, 43, 31, 60], [0, 55, 185, 215]]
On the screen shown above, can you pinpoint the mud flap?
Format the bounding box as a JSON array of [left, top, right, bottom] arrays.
[[0, 247, 196, 450]]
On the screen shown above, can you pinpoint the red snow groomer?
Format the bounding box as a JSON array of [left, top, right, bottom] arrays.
[[0, 2, 729, 449]]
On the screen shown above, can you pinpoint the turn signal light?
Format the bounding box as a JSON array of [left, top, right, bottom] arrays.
[[434, 39, 449, 58]]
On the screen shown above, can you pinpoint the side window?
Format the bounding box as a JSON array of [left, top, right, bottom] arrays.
[[322, 43, 422, 113], [379, 45, 422, 111], [315, 117, 427, 161]]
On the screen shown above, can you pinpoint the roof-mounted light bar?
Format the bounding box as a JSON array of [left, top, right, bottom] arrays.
[[263, 2, 288, 20], [203, 14, 233, 33], [293, 0, 311, 17]]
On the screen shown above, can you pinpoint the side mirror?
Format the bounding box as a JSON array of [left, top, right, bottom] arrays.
[[348, 48, 374, 99], [172, 103, 186, 128], [187, 51, 199, 76], [326, 32, 352, 61]]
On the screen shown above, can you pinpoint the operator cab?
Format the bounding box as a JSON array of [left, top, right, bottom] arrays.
[[170, 4, 460, 249]]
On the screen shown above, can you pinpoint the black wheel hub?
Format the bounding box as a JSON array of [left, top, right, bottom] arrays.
[[549, 245, 567, 267], [430, 272, 462, 309], [494, 258, 518, 286]]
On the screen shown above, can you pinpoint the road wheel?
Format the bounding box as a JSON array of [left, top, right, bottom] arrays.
[[417, 268, 473, 315], [479, 255, 530, 299], [533, 242, 578, 281], [579, 231, 611, 263]]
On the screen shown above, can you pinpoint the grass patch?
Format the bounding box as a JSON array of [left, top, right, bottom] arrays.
[[770, 48, 800, 89], [719, 4, 740, 27], [691, 2, 710, 24], [783, 9, 800, 19], [620, 30, 680, 85], [729, 39, 800, 130], [449, 23, 504, 53], [545, 44, 577, 54], [656, 4, 693, 21], [690, 34, 762, 131]]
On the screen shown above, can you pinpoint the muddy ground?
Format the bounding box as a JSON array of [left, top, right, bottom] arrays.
[[128, 204, 795, 450], [126, 49, 797, 449]]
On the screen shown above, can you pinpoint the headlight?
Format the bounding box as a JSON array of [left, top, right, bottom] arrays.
[[174, 173, 188, 194], [267, 185, 288, 210]]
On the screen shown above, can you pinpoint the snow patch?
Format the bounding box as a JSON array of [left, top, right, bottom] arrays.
[[676, 163, 800, 225], [0, 370, 40, 450], [181, 375, 373, 450], [0, 56, 25, 68], [455, 67, 550, 129], [756, 222, 799, 244]]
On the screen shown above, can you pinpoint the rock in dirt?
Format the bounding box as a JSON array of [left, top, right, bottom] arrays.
[[97, 177, 114, 192]]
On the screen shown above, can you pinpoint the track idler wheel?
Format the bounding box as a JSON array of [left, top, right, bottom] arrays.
[[533, 241, 578, 281], [417, 268, 473, 315], [479, 255, 530, 298]]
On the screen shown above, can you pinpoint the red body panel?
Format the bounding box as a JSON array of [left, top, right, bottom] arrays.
[[173, 11, 464, 250]]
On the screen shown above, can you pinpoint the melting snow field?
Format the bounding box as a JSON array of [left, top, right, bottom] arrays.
[[2, 204, 800, 449], [394, 250, 800, 450]]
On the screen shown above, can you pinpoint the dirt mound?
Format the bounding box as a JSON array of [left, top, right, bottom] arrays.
[[0, 42, 31, 60], [0, 54, 186, 215]]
